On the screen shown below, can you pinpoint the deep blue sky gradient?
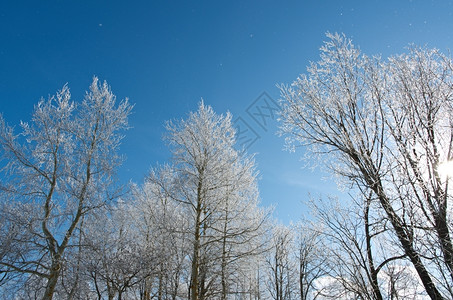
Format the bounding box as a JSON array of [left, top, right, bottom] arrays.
[[1, 1, 452, 222]]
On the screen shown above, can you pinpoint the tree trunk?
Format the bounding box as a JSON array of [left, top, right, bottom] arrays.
[[191, 200, 202, 300], [299, 259, 305, 300], [352, 152, 444, 300], [371, 180, 444, 299], [141, 276, 151, 300], [434, 206, 453, 282], [42, 261, 61, 300], [221, 202, 229, 300], [364, 197, 383, 300]]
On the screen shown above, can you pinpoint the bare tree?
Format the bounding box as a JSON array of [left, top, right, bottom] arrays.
[[265, 225, 297, 300], [308, 195, 415, 299], [0, 77, 132, 299], [279, 33, 453, 299], [293, 222, 326, 300]]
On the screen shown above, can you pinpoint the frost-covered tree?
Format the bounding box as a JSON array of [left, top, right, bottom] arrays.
[[133, 170, 191, 300], [148, 102, 269, 300], [80, 201, 156, 300], [306, 195, 418, 299], [0, 77, 132, 299], [214, 179, 269, 300], [279, 33, 453, 299]]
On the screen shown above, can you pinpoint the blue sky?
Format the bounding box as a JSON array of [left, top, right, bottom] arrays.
[[1, 0, 452, 223]]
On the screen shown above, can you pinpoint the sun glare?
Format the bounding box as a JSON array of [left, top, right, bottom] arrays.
[[438, 161, 453, 179]]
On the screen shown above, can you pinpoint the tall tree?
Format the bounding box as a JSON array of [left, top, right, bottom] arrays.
[[133, 169, 191, 300], [279, 33, 453, 299], [0, 77, 132, 299], [149, 101, 268, 300]]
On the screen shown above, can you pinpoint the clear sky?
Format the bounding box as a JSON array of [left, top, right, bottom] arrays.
[[1, 0, 452, 223]]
